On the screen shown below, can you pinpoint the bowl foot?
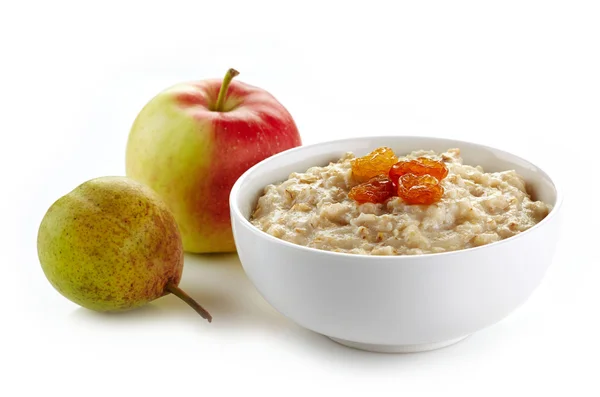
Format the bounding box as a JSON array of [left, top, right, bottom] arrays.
[[328, 334, 470, 353]]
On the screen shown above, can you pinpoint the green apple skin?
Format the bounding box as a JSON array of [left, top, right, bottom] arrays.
[[37, 177, 184, 312], [126, 78, 301, 253]]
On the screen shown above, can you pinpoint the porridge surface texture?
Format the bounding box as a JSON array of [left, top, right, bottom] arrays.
[[250, 149, 552, 255]]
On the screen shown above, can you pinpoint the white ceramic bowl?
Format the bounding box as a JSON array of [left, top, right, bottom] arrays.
[[230, 136, 562, 353]]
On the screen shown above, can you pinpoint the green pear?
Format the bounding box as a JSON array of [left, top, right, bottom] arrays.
[[37, 176, 211, 321]]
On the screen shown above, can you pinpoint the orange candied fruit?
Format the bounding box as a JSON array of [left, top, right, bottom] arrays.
[[351, 147, 398, 183], [348, 175, 396, 204], [397, 174, 444, 205], [388, 157, 448, 183]]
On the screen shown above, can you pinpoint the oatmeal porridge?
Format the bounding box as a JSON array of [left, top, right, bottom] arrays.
[[250, 148, 552, 255]]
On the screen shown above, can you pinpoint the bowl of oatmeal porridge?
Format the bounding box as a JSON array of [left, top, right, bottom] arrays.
[[230, 136, 561, 353]]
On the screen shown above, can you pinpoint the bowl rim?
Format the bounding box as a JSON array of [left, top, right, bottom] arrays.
[[230, 135, 563, 260]]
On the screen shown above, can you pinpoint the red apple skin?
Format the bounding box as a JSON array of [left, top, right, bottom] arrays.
[[126, 78, 301, 253]]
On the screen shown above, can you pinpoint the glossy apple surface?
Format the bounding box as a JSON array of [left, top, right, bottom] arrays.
[[126, 70, 301, 253]]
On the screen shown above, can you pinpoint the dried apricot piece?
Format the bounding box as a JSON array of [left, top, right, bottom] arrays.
[[351, 147, 398, 183], [397, 173, 444, 205], [389, 157, 448, 183], [349, 175, 396, 204]]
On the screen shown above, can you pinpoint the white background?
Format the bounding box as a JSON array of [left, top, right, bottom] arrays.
[[2, 1, 599, 396]]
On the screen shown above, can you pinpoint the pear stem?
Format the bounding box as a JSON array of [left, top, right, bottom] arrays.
[[214, 68, 240, 112], [166, 282, 212, 322]]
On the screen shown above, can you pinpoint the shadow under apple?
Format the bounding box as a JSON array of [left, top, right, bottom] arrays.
[[155, 252, 292, 332]]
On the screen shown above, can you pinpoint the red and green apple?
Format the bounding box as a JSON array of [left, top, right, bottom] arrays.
[[126, 69, 301, 253]]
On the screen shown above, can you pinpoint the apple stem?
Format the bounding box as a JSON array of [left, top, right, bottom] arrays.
[[166, 282, 212, 322], [214, 68, 240, 112]]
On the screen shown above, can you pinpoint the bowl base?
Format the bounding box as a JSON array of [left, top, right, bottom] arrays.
[[328, 334, 470, 353]]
